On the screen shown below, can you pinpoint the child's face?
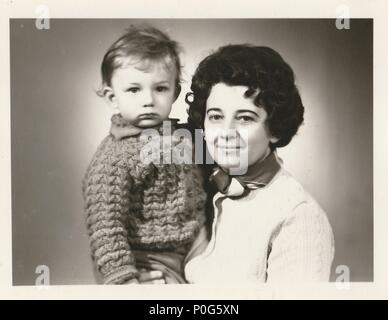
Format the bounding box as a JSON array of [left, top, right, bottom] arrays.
[[204, 83, 278, 172], [108, 57, 178, 128]]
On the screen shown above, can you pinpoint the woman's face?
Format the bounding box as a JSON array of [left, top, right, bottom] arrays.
[[204, 83, 278, 174]]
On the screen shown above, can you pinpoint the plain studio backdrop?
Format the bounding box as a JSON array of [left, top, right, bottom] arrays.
[[11, 19, 373, 284]]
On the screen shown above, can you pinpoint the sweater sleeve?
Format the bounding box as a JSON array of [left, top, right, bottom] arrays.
[[266, 201, 335, 283], [83, 138, 139, 284]]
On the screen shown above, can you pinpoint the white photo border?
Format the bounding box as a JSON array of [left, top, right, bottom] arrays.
[[1, 0, 387, 299]]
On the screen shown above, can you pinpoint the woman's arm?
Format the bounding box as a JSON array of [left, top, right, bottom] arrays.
[[136, 270, 165, 284], [183, 225, 209, 266], [266, 201, 335, 283]]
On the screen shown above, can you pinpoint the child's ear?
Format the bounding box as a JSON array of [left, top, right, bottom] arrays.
[[173, 84, 181, 102], [103, 86, 119, 110]]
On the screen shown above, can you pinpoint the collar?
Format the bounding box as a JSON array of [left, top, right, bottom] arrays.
[[210, 151, 282, 197], [110, 113, 180, 140], [237, 150, 282, 187]]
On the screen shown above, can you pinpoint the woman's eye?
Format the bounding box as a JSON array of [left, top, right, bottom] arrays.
[[127, 87, 140, 93], [237, 116, 255, 123], [208, 114, 223, 121]]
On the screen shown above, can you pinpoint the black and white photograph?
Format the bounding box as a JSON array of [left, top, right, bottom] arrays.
[[1, 0, 387, 300]]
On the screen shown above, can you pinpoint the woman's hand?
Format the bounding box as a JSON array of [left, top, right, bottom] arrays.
[[137, 269, 166, 284]]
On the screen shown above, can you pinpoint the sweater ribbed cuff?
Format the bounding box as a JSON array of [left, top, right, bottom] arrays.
[[103, 265, 139, 285]]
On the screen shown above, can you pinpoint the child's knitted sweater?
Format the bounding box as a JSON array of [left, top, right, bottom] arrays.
[[83, 114, 207, 284]]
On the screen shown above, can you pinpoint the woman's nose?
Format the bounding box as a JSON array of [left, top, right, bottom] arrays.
[[219, 119, 238, 140], [219, 116, 235, 130]]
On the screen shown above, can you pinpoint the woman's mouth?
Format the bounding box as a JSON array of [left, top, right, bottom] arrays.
[[215, 145, 241, 149]]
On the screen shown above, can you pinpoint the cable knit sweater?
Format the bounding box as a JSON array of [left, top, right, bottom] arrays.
[[83, 114, 207, 284], [185, 157, 335, 283]]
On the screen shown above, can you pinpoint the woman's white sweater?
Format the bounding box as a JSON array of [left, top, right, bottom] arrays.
[[185, 167, 335, 283]]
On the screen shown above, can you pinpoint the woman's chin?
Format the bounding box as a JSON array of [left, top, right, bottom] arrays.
[[213, 153, 248, 174], [215, 158, 244, 170]]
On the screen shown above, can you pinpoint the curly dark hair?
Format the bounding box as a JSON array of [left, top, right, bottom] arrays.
[[186, 44, 304, 149]]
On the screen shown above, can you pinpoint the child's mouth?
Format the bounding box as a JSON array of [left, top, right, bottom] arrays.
[[138, 113, 158, 120]]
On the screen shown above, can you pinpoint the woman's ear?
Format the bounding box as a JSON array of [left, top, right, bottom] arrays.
[[174, 84, 182, 102], [265, 126, 280, 144], [103, 86, 119, 110]]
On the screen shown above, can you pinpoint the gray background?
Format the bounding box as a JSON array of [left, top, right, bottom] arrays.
[[11, 19, 373, 284]]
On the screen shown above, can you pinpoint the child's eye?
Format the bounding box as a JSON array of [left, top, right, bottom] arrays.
[[126, 87, 140, 93], [155, 86, 169, 92]]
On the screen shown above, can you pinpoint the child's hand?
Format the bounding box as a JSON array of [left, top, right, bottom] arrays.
[[137, 269, 166, 284]]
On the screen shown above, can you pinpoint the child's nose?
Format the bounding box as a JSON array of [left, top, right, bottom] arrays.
[[142, 90, 155, 107]]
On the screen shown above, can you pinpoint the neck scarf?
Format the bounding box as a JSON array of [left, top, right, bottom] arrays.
[[209, 151, 282, 197]]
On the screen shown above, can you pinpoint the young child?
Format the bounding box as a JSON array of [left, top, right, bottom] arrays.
[[82, 26, 207, 284]]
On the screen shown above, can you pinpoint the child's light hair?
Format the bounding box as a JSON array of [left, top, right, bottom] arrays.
[[97, 25, 182, 97]]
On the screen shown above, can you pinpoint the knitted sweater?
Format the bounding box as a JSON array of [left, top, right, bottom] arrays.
[[185, 156, 335, 283], [83, 114, 207, 284]]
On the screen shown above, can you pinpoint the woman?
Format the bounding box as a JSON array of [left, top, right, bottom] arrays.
[[182, 44, 335, 283]]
